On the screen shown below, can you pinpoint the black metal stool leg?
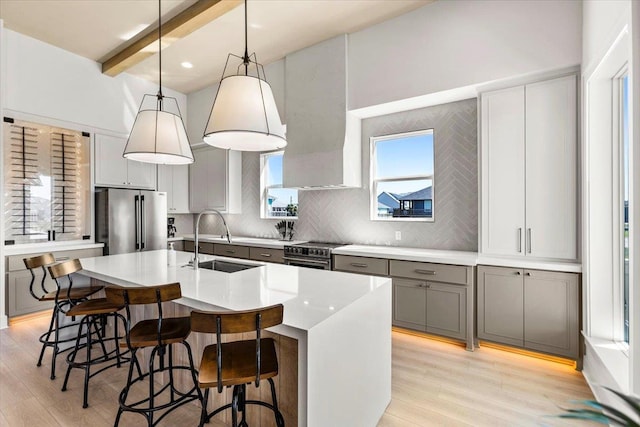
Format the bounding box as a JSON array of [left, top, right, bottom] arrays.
[[231, 385, 240, 427], [268, 377, 285, 427], [199, 388, 210, 427], [61, 315, 87, 392], [50, 306, 61, 380], [38, 304, 57, 367]]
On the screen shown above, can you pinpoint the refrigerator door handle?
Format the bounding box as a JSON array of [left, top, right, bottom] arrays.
[[134, 195, 140, 250], [140, 195, 146, 250]]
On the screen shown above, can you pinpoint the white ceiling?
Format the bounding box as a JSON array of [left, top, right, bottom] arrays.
[[0, 0, 432, 94]]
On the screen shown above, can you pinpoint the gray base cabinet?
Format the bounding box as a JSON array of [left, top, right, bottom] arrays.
[[390, 260, 473, 349], [477, 265, 579, 359], [392, 279, 467, 341]]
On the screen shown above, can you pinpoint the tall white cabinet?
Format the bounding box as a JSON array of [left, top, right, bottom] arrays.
[[158, 164, 190, 213], [189, 146, 242, 214], [480, 74, 577, 261]]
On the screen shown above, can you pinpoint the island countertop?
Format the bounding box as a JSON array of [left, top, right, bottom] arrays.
[[79, 249, 390, 332]]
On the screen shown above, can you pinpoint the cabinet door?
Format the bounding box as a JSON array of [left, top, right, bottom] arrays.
[[425, 282, 466, 340], [392, 278, 427, 331], [157, 164, 173, 207], [127, 159, 156, 190], [172, 165, 190, 213], [189, 148, 210, 213], [205, 147, 228, 210], [525, 75, 577, 260], [95, 134, 128, 187], [524, 270, 579, 358], [480, 86, 526, 256], [6, 270, 55, 317], [477, 266, 524, 346]]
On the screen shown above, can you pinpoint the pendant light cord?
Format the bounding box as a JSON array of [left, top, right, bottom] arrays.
[[243, 0, 249, 75], [157, 0, 163, 107]]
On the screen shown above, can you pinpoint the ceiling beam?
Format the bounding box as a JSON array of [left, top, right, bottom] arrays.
[[102, 0, 242, 77]]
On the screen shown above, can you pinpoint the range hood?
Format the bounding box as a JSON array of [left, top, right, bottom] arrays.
[[283, 35, 361, 189]]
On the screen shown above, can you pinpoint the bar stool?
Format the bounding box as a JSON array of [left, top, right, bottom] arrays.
[[190, 304, 286, 427], [104, 283, 202, 426], [47, 259, 132, 408], [23, 253, 102, 380]]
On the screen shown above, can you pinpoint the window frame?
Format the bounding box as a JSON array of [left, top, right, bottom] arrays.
[[260, 151, 298, 220], [615, 70, 630, 347], [369, 129, 435, 222]]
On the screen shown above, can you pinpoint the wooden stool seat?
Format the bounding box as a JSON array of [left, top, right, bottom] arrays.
[[66, 298, 124, 317], [49, 260, 130, 408], [105, 283, 201, 426], [127, 317, 191, 348], [39, 285, 102, 302], [191, 305, 285, 427], [23, 253, 103, 380], [199, 339, 278, 389]]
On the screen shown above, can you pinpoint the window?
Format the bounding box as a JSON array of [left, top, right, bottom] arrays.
[[260, 151, 298, 218], [620, 74, 630, 344], [370, 130, 434, 221]]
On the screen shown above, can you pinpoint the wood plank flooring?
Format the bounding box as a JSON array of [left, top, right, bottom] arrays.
[[0, 314, 595, 426]]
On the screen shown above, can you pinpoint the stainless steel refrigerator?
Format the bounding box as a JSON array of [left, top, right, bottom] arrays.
[[95, 188, 167, 255]]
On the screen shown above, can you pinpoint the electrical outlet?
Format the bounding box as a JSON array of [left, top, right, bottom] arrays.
[[395, 231, 402, 241]]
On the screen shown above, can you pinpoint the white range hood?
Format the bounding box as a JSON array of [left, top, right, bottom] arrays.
[[283, 35, 361, 189]]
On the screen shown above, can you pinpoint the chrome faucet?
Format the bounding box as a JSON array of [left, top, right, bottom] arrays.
[[192, 209, 232, 269]]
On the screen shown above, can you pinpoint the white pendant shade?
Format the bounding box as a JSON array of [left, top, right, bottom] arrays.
[[203, 75, 286, 151], [124, 109, 194, 165]]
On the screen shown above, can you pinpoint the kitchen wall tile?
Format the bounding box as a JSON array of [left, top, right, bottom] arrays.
[[200, 98, 478, 251]]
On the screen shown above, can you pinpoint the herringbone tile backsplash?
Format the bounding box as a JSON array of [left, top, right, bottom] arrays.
[[199, 98, 478, 251]]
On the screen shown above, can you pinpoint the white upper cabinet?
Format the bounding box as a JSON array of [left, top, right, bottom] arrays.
[[158, 164, 190, 213], [189, 146, 241, 214], [95, 134, 156, 190], [480, 74, 577, 261]]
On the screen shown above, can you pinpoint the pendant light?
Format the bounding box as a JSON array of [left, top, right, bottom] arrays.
[[202, 0, 286, 151], [123, 0, 194, 165]]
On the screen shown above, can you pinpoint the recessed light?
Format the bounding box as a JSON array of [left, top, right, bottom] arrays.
[[181, 62, 193, 69]]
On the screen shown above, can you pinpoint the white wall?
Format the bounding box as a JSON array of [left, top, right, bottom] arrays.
[[3, 29, 187, 136], [348, 0, 582, 110]]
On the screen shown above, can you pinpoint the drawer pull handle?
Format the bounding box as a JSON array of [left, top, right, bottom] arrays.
[[350, 263, 368, 268], [426, 284, 431, 289], [526, 272, 531, 277], [57, 257, 70, 261], [225, 250, 235, 254], [416, 283, 424, 288], [415, 269, 436, 275], [515, 271, 521, 276], [260, 253, 271, 257]]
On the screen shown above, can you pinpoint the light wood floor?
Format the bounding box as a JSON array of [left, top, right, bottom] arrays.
[[0, 315, 595, 426]]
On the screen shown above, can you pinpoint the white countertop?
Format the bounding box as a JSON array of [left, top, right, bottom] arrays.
[[333, 245, 479, 266], [79, 250, 390, 331], [3, 242, 104, 256], [179, 234, 307, 249], [477, 255, 582, 273]]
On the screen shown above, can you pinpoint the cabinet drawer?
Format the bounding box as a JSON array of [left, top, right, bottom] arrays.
[[334, 255, 389, 276], [7, 247, 103, 272], [390, 260, 470, 285], [214, 244, 250, 259], [249, 247, 284, 264], [184, 240, 214, 254]]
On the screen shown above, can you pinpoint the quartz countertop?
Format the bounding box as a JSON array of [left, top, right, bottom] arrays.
[[179, 234, 307, 249], [79, 250, 390, 331], [332, 245, 479, 266], [3, 242, 104, 256]]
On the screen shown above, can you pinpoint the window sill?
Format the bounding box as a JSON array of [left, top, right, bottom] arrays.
[[583, 334, 630, 394], [370, 217, 435, 222]]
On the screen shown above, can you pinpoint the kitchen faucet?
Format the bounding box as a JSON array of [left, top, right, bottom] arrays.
[[192, 209, 232, 269]]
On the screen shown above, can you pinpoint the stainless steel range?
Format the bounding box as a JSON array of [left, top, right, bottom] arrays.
[[283, 241, 347, 270]]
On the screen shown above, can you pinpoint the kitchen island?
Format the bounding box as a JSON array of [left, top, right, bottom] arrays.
[[79, 250, 391, 427]]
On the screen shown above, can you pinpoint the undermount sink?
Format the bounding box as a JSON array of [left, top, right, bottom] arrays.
[[198, 260, 259, 273]]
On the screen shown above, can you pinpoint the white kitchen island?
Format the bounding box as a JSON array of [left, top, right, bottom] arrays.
[[79, 250, 392, 427]]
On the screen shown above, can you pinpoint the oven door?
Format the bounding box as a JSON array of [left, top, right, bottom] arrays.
[[283, 256, 331, 270]]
